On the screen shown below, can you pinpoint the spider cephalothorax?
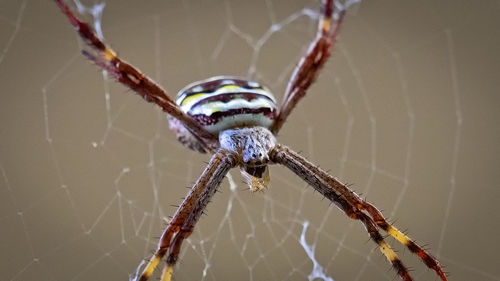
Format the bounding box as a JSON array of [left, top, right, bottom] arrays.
[[55, 0, 448, 280], [219, 126, 276, 191]]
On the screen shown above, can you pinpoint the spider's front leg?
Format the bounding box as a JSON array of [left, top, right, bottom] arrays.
[[136, 150, 237, 281], [54, 0, 218, 151], [270, 145, 448, 281]]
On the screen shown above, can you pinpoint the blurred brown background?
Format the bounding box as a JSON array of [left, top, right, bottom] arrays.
[[1, 0, 499, 280]]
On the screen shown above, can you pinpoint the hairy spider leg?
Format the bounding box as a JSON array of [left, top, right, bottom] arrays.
[[271, 0, 345, 134], [270, 145, 448, 281], [361, 201, 448, 280], [53, 0, 218, 151], [137, 150, 237, 281], [279, 146, 448, 281]]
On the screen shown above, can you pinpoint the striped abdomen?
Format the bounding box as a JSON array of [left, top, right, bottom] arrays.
[[176, 76, 277, 133]]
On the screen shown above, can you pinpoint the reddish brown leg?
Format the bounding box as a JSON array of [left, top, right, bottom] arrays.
[[270, 144, 448, 281], [136, 150, 237, 281], [271, 0, 345, 134], [54, 0, 218, 151], [360, 201, 448, 280]]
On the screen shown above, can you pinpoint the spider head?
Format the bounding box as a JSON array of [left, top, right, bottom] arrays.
[[219, 127, 276, 192], [169, 76, 277, 153]]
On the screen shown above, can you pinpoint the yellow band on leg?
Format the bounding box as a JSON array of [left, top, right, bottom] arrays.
[[387, 225, 411, 245], [322, 18, 331, 33], [161, 265, 174, 281], [141, 255, 161, 280], [104, 47, 116, 61], [379, 241, 398, 262]]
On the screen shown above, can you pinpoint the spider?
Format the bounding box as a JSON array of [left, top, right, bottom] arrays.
[[55, 0, 448, 280]]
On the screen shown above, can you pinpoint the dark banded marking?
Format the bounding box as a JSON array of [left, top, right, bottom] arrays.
[[177, 77, 274, 105], [188, 92, 275, 113], [176, 76, 277, 133], [178, 77, 265, 101], [177, 85, 275, 113], [191, 107, 275, 126]]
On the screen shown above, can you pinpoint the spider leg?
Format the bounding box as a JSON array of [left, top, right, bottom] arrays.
[[136, 150, 237, 281], [270, 145, 448, 281], [360, 201, 448, 280], [270, 0, 345, 134], [53, 0, 218, 152]]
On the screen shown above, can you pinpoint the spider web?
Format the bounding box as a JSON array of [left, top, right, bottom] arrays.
[[1, 0, 500, 280]]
